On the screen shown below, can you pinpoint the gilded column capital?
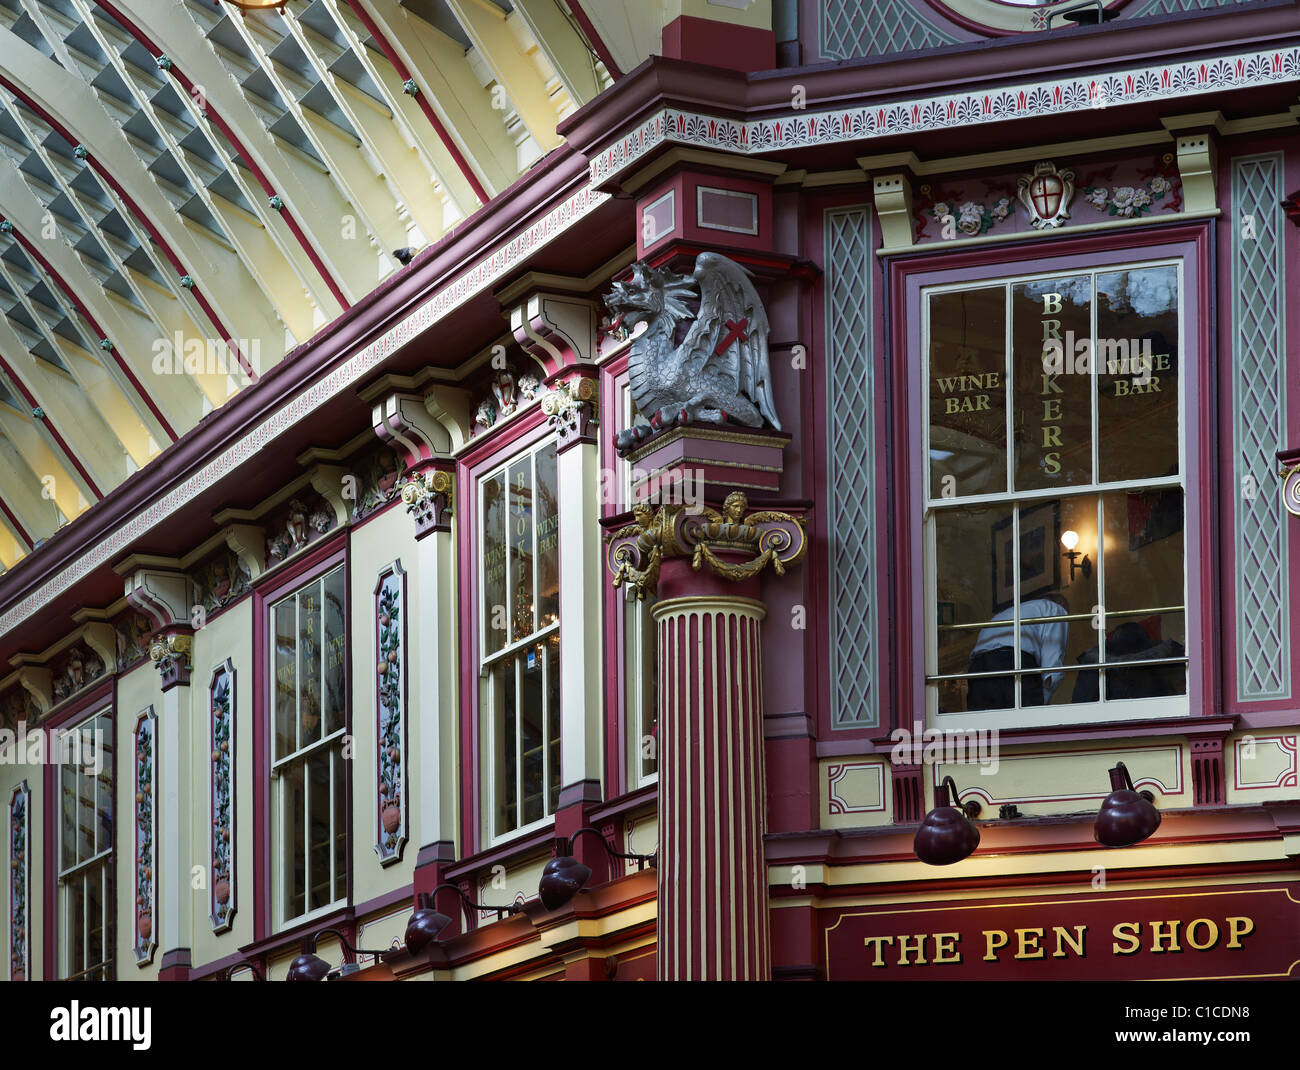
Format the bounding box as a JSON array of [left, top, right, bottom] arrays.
[[540, 375, 598, 453], [401, 466, 454, 539], [607, 490, 806, 599], [149, 632, 192, 691]]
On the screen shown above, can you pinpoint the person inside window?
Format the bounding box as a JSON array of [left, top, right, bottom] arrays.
[[966, 591, 1069, 710]]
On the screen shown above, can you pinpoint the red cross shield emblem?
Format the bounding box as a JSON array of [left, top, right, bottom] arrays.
[[1029, 172, 1064, 221], [1018, 161, 1076, 229]]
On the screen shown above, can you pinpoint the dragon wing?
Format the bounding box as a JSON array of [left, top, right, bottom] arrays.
[[679, 252, 779, 429]]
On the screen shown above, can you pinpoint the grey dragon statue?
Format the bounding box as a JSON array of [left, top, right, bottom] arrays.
[[604, 252, 780, 455]]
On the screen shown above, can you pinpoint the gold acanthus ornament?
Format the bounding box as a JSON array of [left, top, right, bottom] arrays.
[[400, 467, 454, 510], [148, 634, 191, 669], [608, 491, 807, 599]]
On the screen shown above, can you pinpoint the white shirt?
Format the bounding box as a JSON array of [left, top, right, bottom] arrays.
[[970, 598, 1070, 697]]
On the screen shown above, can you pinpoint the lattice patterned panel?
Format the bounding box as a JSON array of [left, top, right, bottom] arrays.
[[825, 207, 878, 727], [1232, 155, 1289, 701], [1128, 0, 1250, 17], [820, 0, 958, 61]]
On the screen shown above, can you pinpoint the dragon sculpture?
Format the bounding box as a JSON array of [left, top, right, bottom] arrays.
[[604, 252, 780, 455]]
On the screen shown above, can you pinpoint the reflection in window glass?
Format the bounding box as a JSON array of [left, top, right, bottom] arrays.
[[270, 565, 348, 926], [928, 287, 1006, 499], [480, 440, 562, 839], [59, 710, 114, 980], [1097, 267, 1180, 483], [1013, 276, 1091, 491], [924, 262, 1185, 716]]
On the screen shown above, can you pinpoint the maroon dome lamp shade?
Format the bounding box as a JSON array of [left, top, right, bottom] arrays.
[[286, 927, 391, 981], [913, 776, 982, 866], [403, 892, 453, 955], [538, 829, 658, 911], [1094, 762, 1161, 847]]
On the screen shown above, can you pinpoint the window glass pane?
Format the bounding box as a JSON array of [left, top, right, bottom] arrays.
[[547, 643, 561, 813], [1013, 275, 1091, 490], [497, 661, 517, 835], [308, 750, 331, 911], [286, 763, 305, 920], [96, 734, 113, 854], [332, 748, 347, 903], [508, 457, 535, 643], [61, 760, 75, 870], [1097, 266, 1180, 482], [482, 473, 507, 655], [76, 734, 94, 863], [935, 503, 1013, 630], [536, 443, 559, 630], [323, 566, 347, 735], [274, 599, 297, 758], [102, 863, 115, 980], [520, 646, 544, 825], [69, 874, 85, 976], [928, 287, 1006, 499], [1099, 490, 1186, 701], [87, 867, 103, 971], [299, 581, 323, 747]]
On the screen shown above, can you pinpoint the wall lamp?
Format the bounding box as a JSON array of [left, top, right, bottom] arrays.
[[914, 776, 982, 866], [403, 883, 525, 956], [286, 927, 392, 982], [1061, 529, 1092, 582], [1094, 762, 1161, 847], [538, 828, 657, 911], [219, 960, 264, 981]]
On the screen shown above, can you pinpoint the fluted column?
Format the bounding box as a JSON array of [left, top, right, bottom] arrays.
[[609, 477, 806, 981], [654, 563, 770, 980]]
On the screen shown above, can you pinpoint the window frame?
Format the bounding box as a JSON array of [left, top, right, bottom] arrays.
[[41, 678, 116, 982], [252, 538, 351, 938], [889, 225, 1216, 736], [459, 410, 563, 851]]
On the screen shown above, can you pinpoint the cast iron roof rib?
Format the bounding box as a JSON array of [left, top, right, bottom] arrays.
[[6, 219, 178, 440], [0, 0, 616, 556], [340, 0, 490, 204], [92, 0, 355, 310]]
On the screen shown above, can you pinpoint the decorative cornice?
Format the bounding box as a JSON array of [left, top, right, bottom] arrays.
[[589, 46, 1300, 187]]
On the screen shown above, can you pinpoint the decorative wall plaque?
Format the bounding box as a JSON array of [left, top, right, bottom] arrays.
[[134, 708, 157, 966], [374, 562, 408, 865], [209, 662, 236, 932]]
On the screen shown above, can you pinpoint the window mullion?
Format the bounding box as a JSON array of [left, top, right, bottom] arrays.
[[515, 655, 523, 827], [1004, 283, 1013, 495]]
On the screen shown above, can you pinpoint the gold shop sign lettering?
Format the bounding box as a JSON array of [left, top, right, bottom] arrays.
[[822, 884, 1300, 980]]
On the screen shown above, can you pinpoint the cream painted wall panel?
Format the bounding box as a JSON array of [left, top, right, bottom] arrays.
[[933, 739, 1189, 817], [819, 758, 891, 829], [477, 851, 549, 919], [625, 807, 658, 872], [350, 504, 420, 909], [1226, 729, 1300, 802], [188, 599, 254, 973]]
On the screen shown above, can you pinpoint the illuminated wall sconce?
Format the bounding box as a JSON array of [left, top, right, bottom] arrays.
[[914, 776, 982, 866], [1061, 529, 1092, 582], [1094, 762, 1161, 847], [538, 828, 657, 911]]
